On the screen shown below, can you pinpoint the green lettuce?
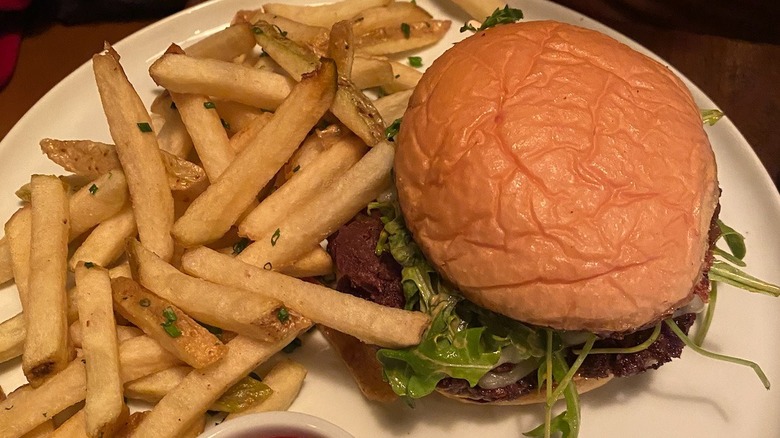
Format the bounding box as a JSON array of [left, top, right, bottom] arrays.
[[370, 201, 546, 400]]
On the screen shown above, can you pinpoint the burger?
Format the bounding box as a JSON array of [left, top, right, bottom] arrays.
[[325, 19, 770, 435]]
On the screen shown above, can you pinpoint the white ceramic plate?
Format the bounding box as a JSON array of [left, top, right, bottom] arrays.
[[1, 1, 779, 436]]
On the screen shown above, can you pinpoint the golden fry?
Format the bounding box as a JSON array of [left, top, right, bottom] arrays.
[[111, 277, 228, 368], [237, 140, 394, 269], [75, 263, 125, 438], [263, 0, 391, 28], [226, 359, 307, 418], [129, 332, 310, 438], [182, 246, 429, 348], [23, 175, 72, 386], [93, 46, 174, 261], [172, 60, 336, 246], [70, 207, 136, 270], [128, 239, 298, 342]]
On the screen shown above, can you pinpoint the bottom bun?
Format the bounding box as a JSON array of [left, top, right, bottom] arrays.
[[436, 375, 614, 406]]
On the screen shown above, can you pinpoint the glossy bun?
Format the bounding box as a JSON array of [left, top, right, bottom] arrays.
[[394, 21, 718, 333]]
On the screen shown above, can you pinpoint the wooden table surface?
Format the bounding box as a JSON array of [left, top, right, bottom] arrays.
[[1, 1, 778, 190]]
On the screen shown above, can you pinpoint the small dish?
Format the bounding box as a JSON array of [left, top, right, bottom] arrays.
[[198, 411, 354, 438]]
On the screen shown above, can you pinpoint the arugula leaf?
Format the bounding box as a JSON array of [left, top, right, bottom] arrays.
[[524, 352, 581, 438], [211, 376, 273, 412], [693, 283, 718, 346], [717, 219, 746, 260], [700, 109, 724, 126], [373, 200, 547, 400], [460, 6, 524, 33], [666, 318, 770, 389], [709, 261, 780, 297], [378, 298, 503, 399]]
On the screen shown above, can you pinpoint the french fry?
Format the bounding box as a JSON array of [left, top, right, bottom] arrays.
[[22, 420, 55, 438], [111, 277, 228, 368], [185, 22, 256, 61], [114, 411, 203, 438], [182, 246, 429, 348], [318, 325, 397, 402], [448, 0, 505, 20], [0, 359, 85, 438], [128, 332, 310, 438], [239, 133, 366, 239], [352, 55, 394, 89], [350, 2, 432, 34], [39, 139, 119, 180], [124, 366, 191, 403], [278, 246, 333, 278], [51, 409, 86, 438], [172, 60, 337, 247], [252, 22, 321, 81], [70, 207, 136, 270], [0, 336, 180, 438], [252, 22, 385, 146], [355, 20, 451, 56], [212, 100, 267, 137], [156, 111, 194, 159], [75, 263, 125, 438], [373, 89, 413, 124], [128, 239, 302, 342], [40, 139, 206, 192], [67, 170, 129, 238], [118, 335, 184, 383], [23, 175, 72, 387], [263, 0, 391, 28], [226, 359, 307, 418], [93, 46, 174, 262], [149, 54, 295, 111], [163, 44, 236, 182], [0, 313, 25, 364], [380, 60, 423, 94], [69, 321, 142, 349], [228, 111, 274, 154], [244, 12, 329, 55], [4, 207, 32, 306], [0, 236, 11, 284], [237, 140, 394, 269], [328, 20, 355, 79]]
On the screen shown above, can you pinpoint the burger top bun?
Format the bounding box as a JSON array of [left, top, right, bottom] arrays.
[[394, 21, 719, 333]]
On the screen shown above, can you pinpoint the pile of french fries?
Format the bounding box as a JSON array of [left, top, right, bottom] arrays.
[[0, 0, 501, 436]]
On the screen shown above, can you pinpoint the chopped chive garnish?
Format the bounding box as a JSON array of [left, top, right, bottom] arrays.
[[292, 165, 301, 173], [408, 56, 423, 67], [221, 118, 231, 130], [137, 122, 153, 133], [252, 26, 262, 34], [162, 324, 182, 338], [203, 101, 216, 109], [139, 298, 151, 307], [232, 237, 251, 255], [271, 228, 281, 246], [161, 306, 181, 338], [84, 261, 95, 269], [277, 307, 290, 323], [385, 118, 402, 141], [400, 23, 411, 39], [88, 184, 99, 195]]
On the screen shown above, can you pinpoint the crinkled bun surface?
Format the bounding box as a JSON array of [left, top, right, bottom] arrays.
[[394, 21, 719, 333]]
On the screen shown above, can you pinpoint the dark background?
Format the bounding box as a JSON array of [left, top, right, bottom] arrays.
[[1, 0, 778, 189]]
